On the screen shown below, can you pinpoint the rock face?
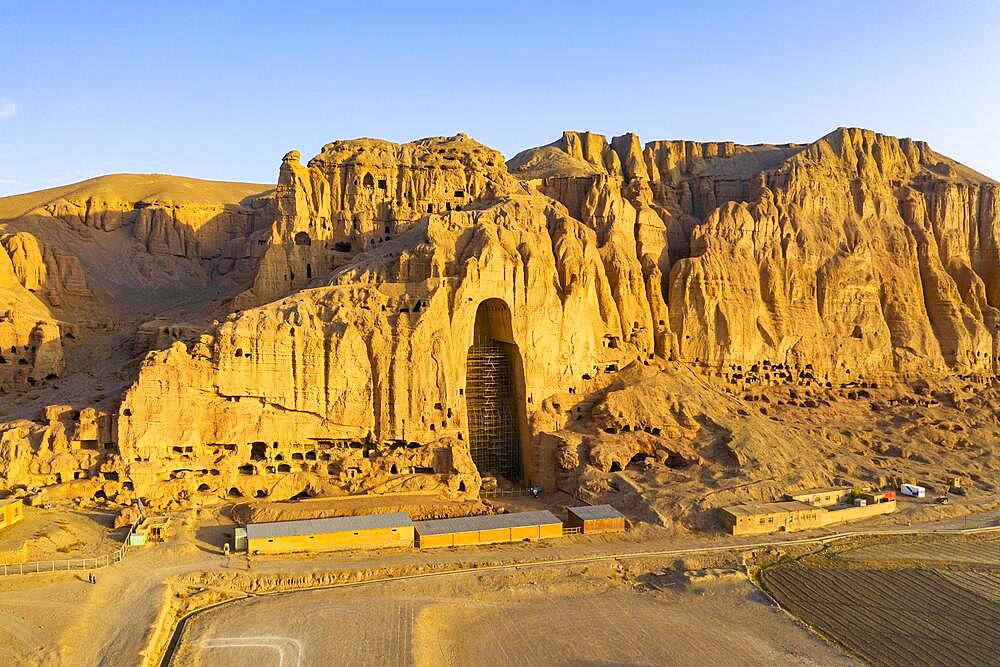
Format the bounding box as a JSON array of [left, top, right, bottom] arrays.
[[0, 128, 997, 521], [236, 135, 514, 307], [0, 174, 275, 315], [0, 234, 66, 391]]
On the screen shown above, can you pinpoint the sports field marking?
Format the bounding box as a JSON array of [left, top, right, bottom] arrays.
[[200, 635, 303, 667]]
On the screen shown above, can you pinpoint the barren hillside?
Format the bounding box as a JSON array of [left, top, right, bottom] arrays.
[[0, 128, 996, 529]]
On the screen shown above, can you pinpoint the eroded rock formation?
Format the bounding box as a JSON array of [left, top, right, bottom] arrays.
[[0, 234, 66, 391], [513, 128, 999, 380], [0, 128, 997, 524]]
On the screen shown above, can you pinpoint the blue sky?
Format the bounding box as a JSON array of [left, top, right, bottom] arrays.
[[1, 1, 998, 195]]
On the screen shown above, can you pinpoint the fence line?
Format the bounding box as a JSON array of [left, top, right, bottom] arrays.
[[0, 521, 136, 578], [479, 487, 539, 499]]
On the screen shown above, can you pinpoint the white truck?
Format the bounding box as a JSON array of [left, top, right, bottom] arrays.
[[900, 483, 926, 498]]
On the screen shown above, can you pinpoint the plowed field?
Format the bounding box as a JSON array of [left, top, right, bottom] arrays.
[[761, 565, 1000, 666]]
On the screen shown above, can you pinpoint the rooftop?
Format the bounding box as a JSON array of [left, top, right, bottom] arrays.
[[0, 497, 23, 507], [246, 512, 413, 540], [721, 501, 819, 517], [787, 486, 852, 497], [567, 505, 624, 521], [414, 510, 561, 536]]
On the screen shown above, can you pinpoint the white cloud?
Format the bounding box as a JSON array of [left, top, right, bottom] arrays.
[[0, 98, 16, 120]]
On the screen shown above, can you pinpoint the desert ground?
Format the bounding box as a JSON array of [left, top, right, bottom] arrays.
[[0, 506, 119, 564], [1, 493, 997, 666], [173, 566, 852, 667]]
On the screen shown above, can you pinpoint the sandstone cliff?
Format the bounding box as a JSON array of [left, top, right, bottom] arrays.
[[0, 236, 66, 392], [0, 129, 997, 527], [513, 128, 999, 380]]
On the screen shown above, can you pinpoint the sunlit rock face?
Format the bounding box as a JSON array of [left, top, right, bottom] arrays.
[[1, 128, 997, 511], [118, 135, 645, 502], [514, 127, 999, 381]]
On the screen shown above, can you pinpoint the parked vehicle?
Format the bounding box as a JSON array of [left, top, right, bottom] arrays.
[[900, 483, 926, 498]]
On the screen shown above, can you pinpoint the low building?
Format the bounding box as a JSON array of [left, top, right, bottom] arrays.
[[720, 501, 824, 536], [415, 510, 563, 548], [0, 498, 24, 532], [862, 490, 896, 504], [129, 515, 172, 546], [246, 512, 414, 555], [784, 486, 852, 507], [722, 496, 898, 536], [567, 505, 626, 534]]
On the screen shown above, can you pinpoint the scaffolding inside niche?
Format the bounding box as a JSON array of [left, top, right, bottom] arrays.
[[465, 340, 521, 482]]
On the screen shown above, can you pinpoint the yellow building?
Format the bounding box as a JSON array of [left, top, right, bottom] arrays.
[[722, 496, 897, 536], [415, 510, 563, 548], [720, 501, 824, 536], [784, 486, 853, 507], [0, 498, 24, 532], [246, 512, 414, 555], [567, 505, 626, 534]]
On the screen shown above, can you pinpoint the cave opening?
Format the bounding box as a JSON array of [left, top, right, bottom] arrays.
[[250, 442, 267, 461], [465, 298, 529, 483]]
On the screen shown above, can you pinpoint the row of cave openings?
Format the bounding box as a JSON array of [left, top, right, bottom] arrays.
[[355, 171, 468, 209], [0, 344, 60, 386], [0, 344, 34, 366], [285, 179, 469, 256]]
